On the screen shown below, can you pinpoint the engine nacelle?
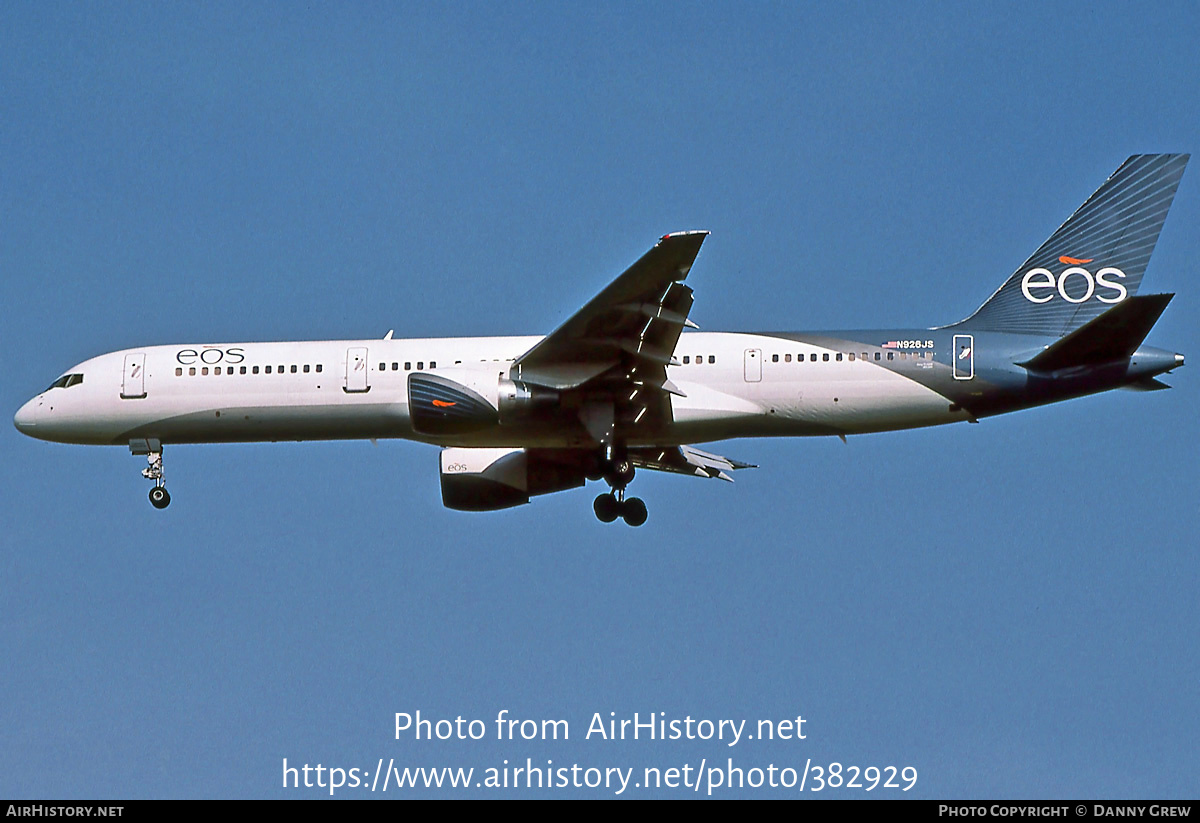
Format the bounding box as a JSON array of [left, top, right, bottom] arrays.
[[409, 370, 559, 435], [409, 371, 499, 435], [440, 447, 585, 511]]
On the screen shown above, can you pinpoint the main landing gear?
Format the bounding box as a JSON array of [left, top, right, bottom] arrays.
[[592, 453, 648, 527], [593, 489, 648, 527], [131, 438, 170, 509]]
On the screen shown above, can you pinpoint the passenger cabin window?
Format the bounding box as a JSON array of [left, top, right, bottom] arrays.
[[683, 356, 690, 364], [708, 356, 715, 364], [785, 354, 792, 363], [175, 368, 183, 376], [316, 364, 323, 373], [265, 366, 272, 374], [810, 353, 817, 362], [822, 354, 829, 362], [291, 365, 297, 373], [303, 365, 310, 373]]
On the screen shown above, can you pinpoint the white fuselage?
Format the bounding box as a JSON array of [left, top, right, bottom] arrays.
[[14, 332, 969, 448]]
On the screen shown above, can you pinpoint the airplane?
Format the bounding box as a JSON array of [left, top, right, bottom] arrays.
[[13, 154, 1189, 526]]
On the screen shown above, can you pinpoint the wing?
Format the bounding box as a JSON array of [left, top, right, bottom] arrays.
[[629, 445, 756, 482], [511, 231, 708, 393]]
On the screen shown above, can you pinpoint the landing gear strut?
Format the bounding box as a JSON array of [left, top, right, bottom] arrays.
[[592, 448, 647, 526], [131, 438, 170, 509]]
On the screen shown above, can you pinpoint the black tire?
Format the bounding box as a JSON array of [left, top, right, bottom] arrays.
[[593, 493, 620, 523], [149, 487, 171, 509], [622, 497, 648, 527]]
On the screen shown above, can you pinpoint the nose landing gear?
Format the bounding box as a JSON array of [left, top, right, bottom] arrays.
[[131, 438, 170, 509], [148, 485, 171, 509]]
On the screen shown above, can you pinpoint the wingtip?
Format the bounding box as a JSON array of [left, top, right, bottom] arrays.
[[659, 230, 711, 243]]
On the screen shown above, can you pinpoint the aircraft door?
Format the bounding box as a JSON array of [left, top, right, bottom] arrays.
[[744, 348, 762, 382], [121, 353, 147, 399], [953, 334, 974, 380], [344, 347, 370, 393]]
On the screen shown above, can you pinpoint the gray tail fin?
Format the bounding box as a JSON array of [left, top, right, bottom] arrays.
[[952, 154, 1188, 336]]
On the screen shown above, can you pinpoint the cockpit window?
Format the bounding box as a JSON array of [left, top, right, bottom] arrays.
[[45, 373, 84, 391]]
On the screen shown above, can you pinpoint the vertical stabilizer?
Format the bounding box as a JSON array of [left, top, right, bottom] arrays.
[[952, 154, 1188, 336]]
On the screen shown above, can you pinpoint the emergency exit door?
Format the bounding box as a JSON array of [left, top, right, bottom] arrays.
[[953, 335, 974, 380], [344, 347, 370, 393], [744, 348, 762, 382], [121, 353, 147, 399]]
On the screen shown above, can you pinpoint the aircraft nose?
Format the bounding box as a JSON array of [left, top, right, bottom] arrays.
[[13, 397, 39, 434]]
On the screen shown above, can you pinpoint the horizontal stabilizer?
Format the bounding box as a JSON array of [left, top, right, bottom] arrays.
[[1019, 294, 1173, 373]]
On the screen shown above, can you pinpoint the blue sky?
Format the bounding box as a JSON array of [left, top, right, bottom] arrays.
[[2, 2, 1198, 798]]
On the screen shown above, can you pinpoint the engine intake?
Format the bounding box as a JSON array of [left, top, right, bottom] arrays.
[[409, 372, 561, 435], [408, 373, 499, 435]]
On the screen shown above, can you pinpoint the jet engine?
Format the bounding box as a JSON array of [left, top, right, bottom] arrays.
[[409, 371, 559, 435], [439, 447, 585, 511]]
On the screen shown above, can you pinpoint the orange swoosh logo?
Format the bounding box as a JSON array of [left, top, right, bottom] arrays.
[[432, 400, 457, 408], [1059, 255, 1093, 265]]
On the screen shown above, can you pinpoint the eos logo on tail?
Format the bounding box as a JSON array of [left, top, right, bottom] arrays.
[[1021, 256, 1127, 305]]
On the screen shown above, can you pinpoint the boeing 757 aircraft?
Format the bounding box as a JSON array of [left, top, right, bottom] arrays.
[[13, 155, 1189, 525]]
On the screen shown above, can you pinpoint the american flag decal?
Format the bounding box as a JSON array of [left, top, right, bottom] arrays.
[[881, 341, 899, 349]]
